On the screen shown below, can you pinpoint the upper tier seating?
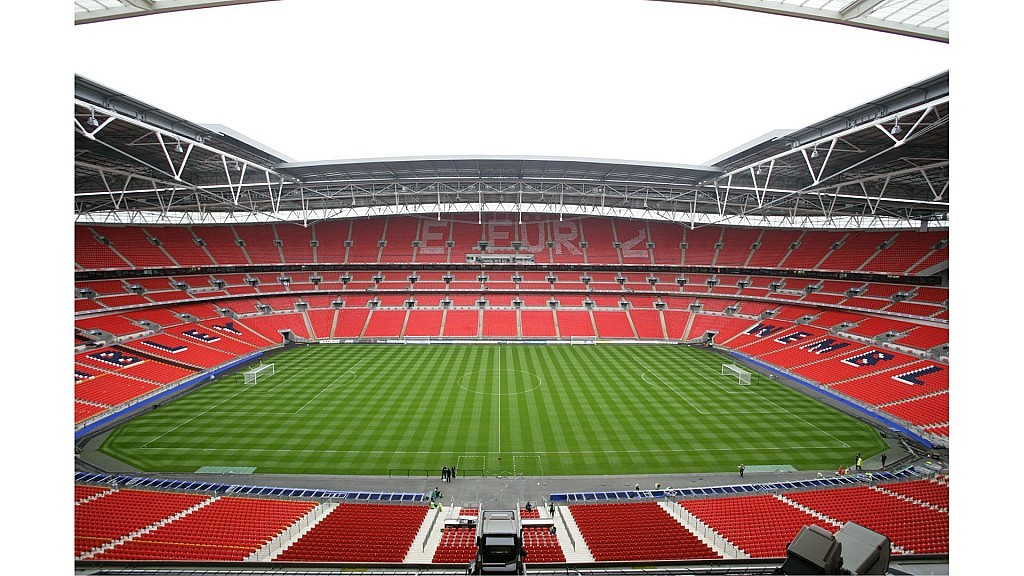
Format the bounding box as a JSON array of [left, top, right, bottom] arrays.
[[413, 218, 451, 263], [88, 226, 176, 269], [864, 231, 948, 275], [818, 231, 894, 273], [781, 231, 846, 270], [273, 503, 428, 563], [146, 226, 215, 267], [378, 216, 420, 263], [680, 226, 720, 266], [234, 225, 283, 265], [716, 228, 763, 267], [580, 218, 619, 264], [648, 221, 685, 265], [569, 502, 719, 561], [615, 219, 654, 265], [76, 218, 947, 274], [76, 227, 131, 270], [746, 229, 801, 269], [190, 227, 249, 266], [274, 223, 315, 264]]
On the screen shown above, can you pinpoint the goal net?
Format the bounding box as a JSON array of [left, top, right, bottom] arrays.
[[243, 363, 275, 385], [721, 363, 752, 386]]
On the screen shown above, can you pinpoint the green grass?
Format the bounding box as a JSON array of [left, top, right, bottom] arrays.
[[99, 344, 886, 476]]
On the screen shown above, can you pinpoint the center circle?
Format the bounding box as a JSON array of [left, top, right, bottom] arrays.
[[457, 369, 543, 396], [326, 370, 357, 389]]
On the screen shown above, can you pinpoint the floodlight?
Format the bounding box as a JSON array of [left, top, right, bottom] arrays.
[[174, 139, 184, 153], [810, 146, 820, 159], [891, 119, 902, 135], [87, 108, 99, 127]]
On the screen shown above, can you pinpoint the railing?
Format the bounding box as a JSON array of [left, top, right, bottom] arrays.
[[555, 505, 575, 551], [666, 498, 743, 559], [389, 468, 484, 478], [421, 505, 442, 552]]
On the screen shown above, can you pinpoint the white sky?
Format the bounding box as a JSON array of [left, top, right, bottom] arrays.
[[70, 0, 950, 165]]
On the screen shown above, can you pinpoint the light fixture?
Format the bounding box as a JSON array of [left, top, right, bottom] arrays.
[[891, 118, 902, 135], [87, 108, 99, 127], [755, 164, 763, 176], [174, 139, 184, 153], [810, 146, 819, 159], [233, 160, 241, 171]]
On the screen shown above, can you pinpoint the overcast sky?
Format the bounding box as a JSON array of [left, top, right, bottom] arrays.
[[71, 0, 949, 165]]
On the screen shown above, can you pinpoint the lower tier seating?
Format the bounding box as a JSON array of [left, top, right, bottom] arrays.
[[273, 503, 428, 563], [93, 497, 316, 561], [569, 502, 720, 561], [782, 485, 948, 554], [680, 494, 838, 558]]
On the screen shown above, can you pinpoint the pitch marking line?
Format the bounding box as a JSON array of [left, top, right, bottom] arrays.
[[140, 353, 372, 447], [629, 353, 709, 415], [513, 454, 543, 476], [136, 445, 849, 455], [685, 354, 851, 448]]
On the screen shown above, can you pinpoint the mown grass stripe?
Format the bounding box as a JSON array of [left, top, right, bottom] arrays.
[[98, 344, 887, 475]]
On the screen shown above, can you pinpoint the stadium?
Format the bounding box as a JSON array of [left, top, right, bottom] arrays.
[[70, 1, 951, 575]]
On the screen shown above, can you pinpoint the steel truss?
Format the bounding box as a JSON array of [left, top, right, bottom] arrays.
[[75, 83, 948, 230]]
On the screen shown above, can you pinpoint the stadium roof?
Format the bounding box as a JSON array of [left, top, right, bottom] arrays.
[[74, 0, 949, 44], [74, 69, 948, 230], [655, 1, 948, 43], [73, 0, 276, 24]]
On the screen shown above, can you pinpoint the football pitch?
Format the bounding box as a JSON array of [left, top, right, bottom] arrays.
[[99, 344, 887, 476]]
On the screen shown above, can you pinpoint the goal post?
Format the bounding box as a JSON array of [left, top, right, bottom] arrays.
[[721, 363, 752, 386], [243, 363, 275, 385]]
